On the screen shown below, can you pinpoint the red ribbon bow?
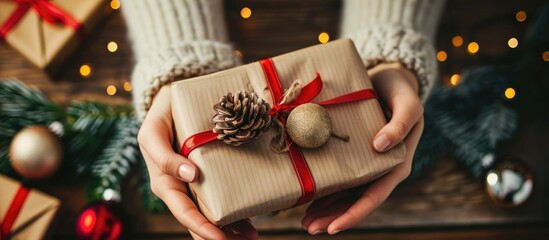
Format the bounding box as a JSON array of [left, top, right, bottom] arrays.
[[0, 0, 83, 40], [180, 58, 378, 206], [0, 185, 30, 240]]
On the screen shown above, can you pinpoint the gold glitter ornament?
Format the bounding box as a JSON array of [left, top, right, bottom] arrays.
[[286, 103, 332, 148], [9, 125, 63, 179]]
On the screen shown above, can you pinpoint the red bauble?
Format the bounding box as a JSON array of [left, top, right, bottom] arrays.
[[75, 202, 124, 240]]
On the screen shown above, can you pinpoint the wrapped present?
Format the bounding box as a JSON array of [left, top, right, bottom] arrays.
[[171, 39, 406, 225], [0, 0, 110, 74], [0, 175, 60, 239]]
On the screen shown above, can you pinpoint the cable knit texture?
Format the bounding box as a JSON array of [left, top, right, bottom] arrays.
[[121, 0, 239, 119], [341, 0, 446, 99]]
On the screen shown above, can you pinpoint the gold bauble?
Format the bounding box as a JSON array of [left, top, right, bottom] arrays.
[[286, 103, 332, 148], [9, 125, 62, 179]]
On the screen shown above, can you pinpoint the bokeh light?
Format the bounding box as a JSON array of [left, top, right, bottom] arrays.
[[106, 85, 117, 96], [107, 41, 118, 52], [516, 11, 527, 22], [80, 64, 91, 77], [542, 51, 549, 62], [235, 50, 243, 58], [505, 88, 516, 99], [123, 82, 132, 92], [437, 51, 447, 62], [450, 74, 461, 86], [318, 32, 330, 44], [110, 0, 120, 10], [467, 42, 479, 54], [452, 36, 464, 47], [508, 38, 518, 48], [240, 7, 252, 19]]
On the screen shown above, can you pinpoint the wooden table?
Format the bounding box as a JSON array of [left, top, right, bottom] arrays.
[[1, 0, 548, 239]]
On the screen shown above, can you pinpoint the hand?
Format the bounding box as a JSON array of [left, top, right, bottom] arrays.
[[138, 85, 259, 240], [301, 63, 425, 235]]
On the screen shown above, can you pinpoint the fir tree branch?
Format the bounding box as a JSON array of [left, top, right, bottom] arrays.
[[63, 101, 134, 176], [0, 148, 15, 176], [423, 66, 518, 178], [87, 116, 142, 201], [0, 79, 65, 147]]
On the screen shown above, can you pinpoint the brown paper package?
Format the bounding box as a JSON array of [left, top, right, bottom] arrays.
[[0, 175, 60, 239], [0, 0, 110, 74], [171, 39, 406, 225]]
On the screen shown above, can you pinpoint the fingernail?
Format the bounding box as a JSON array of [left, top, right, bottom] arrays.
[[179, 164, 196, 182], [331, 229, 341, 235], [373, 134, 390, 151], [312, 230, 324, 235]]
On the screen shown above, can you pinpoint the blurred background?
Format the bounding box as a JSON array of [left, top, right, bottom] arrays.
[[0, 0, 548, 239]]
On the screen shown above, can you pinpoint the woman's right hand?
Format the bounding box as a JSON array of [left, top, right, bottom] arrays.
[[138, 85, 258, 240]]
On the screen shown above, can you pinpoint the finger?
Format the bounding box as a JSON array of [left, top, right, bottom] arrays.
[[302, 190, 361, 228], [163, 189, 227, 240], [327, 121, 424, 234], [373, 91, 423, 152], [189, 230, 205, 240], [139, 114, 199, 183], [326, 178, 397, 234], [222, 220, 258, 240], [141, 150, 190, 197], [306, 214, 340, 235], [305, 190, 352, 215]]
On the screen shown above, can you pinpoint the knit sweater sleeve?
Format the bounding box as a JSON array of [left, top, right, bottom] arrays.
[[340, 0, 446, 99], [120, 0, 239, 119]]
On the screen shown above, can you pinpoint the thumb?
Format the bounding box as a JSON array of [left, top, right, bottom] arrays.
[[373, 94, 423, 152]]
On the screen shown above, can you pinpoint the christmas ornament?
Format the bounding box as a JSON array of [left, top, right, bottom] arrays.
[[9, 125, 62, 179], [286, 103, 332, 148], [1, 80, 164, 214], [76, 189, 125, 240], [211, 91, 272, 146], [485, 157, 533, 208]]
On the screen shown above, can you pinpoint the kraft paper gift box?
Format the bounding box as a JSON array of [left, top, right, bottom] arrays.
[[171, 39, 406, 225], [0, 175, 60, 239], [0, 0, 110, 74]]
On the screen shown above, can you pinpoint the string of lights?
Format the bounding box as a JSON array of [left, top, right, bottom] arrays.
[[81, 4, 546, 99], [78, 0, 130, 97]]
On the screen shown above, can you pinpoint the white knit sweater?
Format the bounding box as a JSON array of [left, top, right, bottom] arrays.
[[341, 0, 446, 98], [121, 0, 239, 119], [121, 0, 445, 118]]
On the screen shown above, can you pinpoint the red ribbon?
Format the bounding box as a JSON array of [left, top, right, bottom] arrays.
[[180, 58, 378, 207], [0, 185, 30, 239], [0, 0, 84, 40]]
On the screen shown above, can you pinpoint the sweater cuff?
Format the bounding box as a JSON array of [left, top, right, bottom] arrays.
[[347, 25, 438, 100], [131, 40, 239, 119]]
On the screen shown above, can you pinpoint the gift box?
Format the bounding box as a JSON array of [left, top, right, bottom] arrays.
[[0, 175, 60, 239], [171, 39, 406, 225], [0, 0, 110, 74]]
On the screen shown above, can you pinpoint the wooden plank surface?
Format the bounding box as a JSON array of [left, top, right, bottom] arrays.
[[1, 0, 548, 238]]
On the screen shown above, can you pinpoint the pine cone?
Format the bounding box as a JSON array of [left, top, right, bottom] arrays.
[[211, 91, 272, 146]]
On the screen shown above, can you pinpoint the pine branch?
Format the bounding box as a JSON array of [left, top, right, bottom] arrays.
[[63, 101, 134, 176], [425, 66, 519, 178], [87, 116, 142, 201], [139, 159, 167, 213], [67, 101, 133, 135], [477, 103, 518, 147], [0, 148, 15, 176], [0, 79, 65, 147]]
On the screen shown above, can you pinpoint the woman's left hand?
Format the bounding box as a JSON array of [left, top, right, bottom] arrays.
[[301, 63, 425, 235]]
